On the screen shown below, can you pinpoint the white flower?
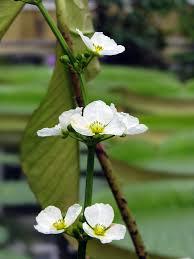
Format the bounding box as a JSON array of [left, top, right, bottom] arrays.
[[70, 100, 125, 137], [37, 107, 82, 137], [83, 203, 126, 244], [111, 104, 148, 135], [76, 29, 125, 56], [34, 204, 82, 234]]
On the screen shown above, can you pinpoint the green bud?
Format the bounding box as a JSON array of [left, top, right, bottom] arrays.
[[60, 55, 70, 64], [84, 52, 91, 58]]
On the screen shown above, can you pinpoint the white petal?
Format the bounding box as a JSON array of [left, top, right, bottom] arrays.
[[104, 223, 126, 242], [34, 206, 64, 235], [101, 45, 125, 56], [103, 116, 125, 136], [84, 203, 114, 228], [82, 223, 113, 244], [37, 124, 62, 137], [83, 222, 99, 239], [127, 124, 148, 135], [110, 103, 117, 113], [36, 206, 62, 227], [76, 28, 94, 50], [70, 113, 93, 136], [83, 100, 114, 126], [91, 32, 105, 44], [34, 224, 64, 234], [118, 112, 139, 127], [59, 107, 83, 131], [64, 204, 82, 227]]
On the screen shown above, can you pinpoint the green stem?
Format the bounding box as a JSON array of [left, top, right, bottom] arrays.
[[36, 1, 87, 104], [77, 240, 87, 259], [84, 145, 95, 209], [37, 1, 75, 65]]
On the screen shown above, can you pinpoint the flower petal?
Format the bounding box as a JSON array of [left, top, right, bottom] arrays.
[[59, 107, 83, 131], [70, 113, 93, 136], [103, 223, 126, 242], [82, 222, 113, 244], [37, 124, 62, 137], [76, 28, 94, 50], [84, 203, 114, 228], [83, 222, 98, 239], [103, 116, 125, 136], [101, 45, 125, 55], [35, 206, 63, 227], [34, 206, 64, 234], [64, 204, 82, 227], [34, 224, 64, 234], [83, 100, 114, 126], [127, 124, 148, 135]]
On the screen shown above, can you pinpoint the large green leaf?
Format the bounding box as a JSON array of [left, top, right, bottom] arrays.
[[21, 0, 96, 211], [88, 65, 194, 115], [94, 180, 194, 258], [108, 132, 194, 183], [0, 0, 24, 39]]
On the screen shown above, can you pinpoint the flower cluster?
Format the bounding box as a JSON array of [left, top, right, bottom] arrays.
[[37, 100, 148, 142], [34, 203, 126, 244]]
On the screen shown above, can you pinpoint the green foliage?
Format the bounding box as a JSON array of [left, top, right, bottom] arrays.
[[88, 65, 194, 115], [94, 0, 166, 52], [94, 180, 194, 258], [0, 182, 35, 205], [0, 226, 9, 245], [0, 0, 24, 39], [0, 250, 31, 259], [108, 132, 194, 177]]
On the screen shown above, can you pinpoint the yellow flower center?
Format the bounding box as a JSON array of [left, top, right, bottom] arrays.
[[93, 44, 103, 54], [53, 219, 66, 230], [89, 121, 105, 134], [94, 224, 106, 236]]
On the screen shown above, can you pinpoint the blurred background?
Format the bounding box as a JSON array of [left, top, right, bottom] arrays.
[[1, 0, 194, 258]]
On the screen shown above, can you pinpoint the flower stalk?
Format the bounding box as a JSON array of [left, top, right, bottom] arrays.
[[84, 145, 95, 210], [77, 240, 87, 259], [19, 0, 150, 258]]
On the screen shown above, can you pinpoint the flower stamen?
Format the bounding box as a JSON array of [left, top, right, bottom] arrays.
[[93, 224, 106, 236], [89, 121, 105, 134], [93, 44, 103, 54], [53, 219, 66, 230]]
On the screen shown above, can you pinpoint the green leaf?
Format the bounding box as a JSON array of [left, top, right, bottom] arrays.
[[94, 180, 194, 258], [0, 0, 24, 39], [0, 226, 9, 245], [0, 250, 31, 259], [21, 0, 96, 211], [0, 182, 36, 205], [88, 65, 194, 115], [108, 133, 194, 183]]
